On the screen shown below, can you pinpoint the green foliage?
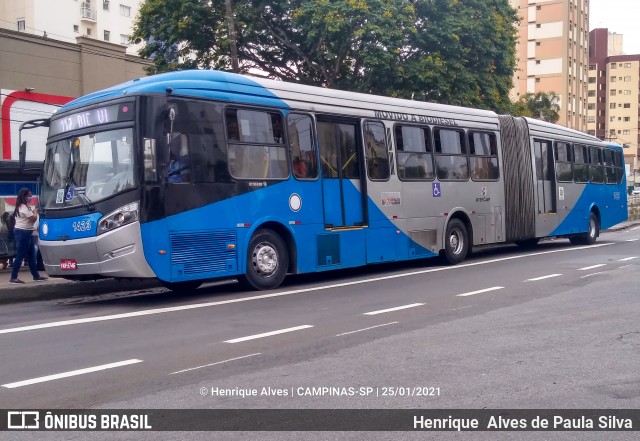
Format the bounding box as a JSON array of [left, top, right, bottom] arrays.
[[132, 0, 519, 110], [514, 92, 561, 123]]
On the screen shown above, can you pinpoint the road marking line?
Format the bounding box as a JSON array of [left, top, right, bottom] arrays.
[[451, 305, 474, 311], [525, 274, 562, 282], [0, 242, 614, 335], [625, 239, 639, 242], [578, 264, 606, 271], [224, 325, 313, 343], [456, 286, 504, 297], [364, 303, 424, 316], [336, 322, 398, 337], [619, 264, 632, 269], [630, 227, 640, 231], [170, 353, 260, 375], [579, 272, 604, 279], [618, 256, 637, 262], [1, 359, 142, 389]]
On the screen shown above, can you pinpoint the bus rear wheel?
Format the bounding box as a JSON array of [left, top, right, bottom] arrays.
[[569, 212, 599, 245], [442, 219, 469, 265], [240, 229, 288, 290]]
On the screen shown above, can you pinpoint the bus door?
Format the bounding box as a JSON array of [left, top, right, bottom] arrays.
[[533, 138, 557, 215], [316, 118, 366, 228]]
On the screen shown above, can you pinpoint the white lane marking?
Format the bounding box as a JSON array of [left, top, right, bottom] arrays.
[[578, 264, 606, 271], [0, 242, 614, 335], [364, 303, 424, 316], [579, 272, 604, 279], [2, 359, 142, 389], [452, 305, 474, 311], [170, 353, 260, 375], [456, 286, 504, 297], [619, 264, 632, 269], [625, 239, 639, 242], [630, 227, 640, 231], [618, 257, 638, 262], [525, 274, 562, 282], [336, 322, 398, 337], [224, 325, 313, 344]]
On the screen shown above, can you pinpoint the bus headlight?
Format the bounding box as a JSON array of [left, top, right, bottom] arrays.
[[98, 202, 139, 235]]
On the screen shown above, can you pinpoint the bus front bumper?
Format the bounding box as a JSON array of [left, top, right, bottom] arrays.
[[39, 221, 156, 278]]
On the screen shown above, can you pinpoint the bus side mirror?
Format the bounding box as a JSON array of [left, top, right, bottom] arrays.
[[19, 141, 26, 170]]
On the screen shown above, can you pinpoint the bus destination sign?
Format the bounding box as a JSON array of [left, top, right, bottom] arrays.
[[50, 103, 134, 137]]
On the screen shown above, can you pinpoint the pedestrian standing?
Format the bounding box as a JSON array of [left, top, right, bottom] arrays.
[[10, 188, 47, 283]]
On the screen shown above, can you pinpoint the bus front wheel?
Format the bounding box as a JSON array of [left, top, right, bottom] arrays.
[[240, 229, 289, 290], [442, 219, 469, 265]]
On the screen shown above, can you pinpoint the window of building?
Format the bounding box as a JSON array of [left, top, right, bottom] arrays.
[[434, 129, 468, 181], [619, 63, 624, 67], [587, 103, 595, 110], [395, 125, 434, 181], [623, 130, 630, 135], [624, 76, 631, 81], [610, 76, 616, 82], [587, 130, 595, 136], [623, 103, 631, 108], [536, 78, 541, 83], [119, 4, 131, 17], [609, 103, 616, 109], [120, 34, 129, 45], [589, 64, 596, 70], [103, 0, 110, 10], [17, 19, 25, 31], [587, 90, 596, 97], [86, 28, 91, 36], [587, 116, 595, 123], [611, 63, 617, 69], [623, 90, 631, 95], [536, 60, 541, 64], [74, 24, 79, 32], [624, 117, 630, 122], [588, 77, 596, 83], [536, 5, 541, 9], [610, 90, 616, 96], [624, 63, 631, 68], [536, 24, 541, 28], [104, 30, 110, 41], [609, 116, 616, 122]]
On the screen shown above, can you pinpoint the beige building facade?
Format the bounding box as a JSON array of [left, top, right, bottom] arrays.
[[510, 0, 589, 131], [0, 27, 151, 160], [588, 28, 640, 185]]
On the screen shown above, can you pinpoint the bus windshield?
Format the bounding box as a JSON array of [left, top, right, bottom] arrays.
[[41, 128, 137, 208]]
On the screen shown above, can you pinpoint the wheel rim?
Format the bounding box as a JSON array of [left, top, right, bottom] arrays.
[[252, 241, 278, 277], [449, 228, 464, 255], [589, 218, 596, 238]]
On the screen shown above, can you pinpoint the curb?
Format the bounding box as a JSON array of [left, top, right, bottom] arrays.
[[0, 278, 163, 305]]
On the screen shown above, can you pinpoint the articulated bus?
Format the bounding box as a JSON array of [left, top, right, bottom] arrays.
[[30, 70, 627, 291]]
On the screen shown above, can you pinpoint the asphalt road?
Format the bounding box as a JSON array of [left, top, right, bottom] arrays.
[[1, 226, 640, 440]]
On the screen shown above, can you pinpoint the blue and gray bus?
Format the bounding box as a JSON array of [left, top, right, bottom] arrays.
[[30, 70, 627, 291]]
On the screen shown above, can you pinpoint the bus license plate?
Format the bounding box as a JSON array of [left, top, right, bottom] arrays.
[[60, 259, 77, 270]]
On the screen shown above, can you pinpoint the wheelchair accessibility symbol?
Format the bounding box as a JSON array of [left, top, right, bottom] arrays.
[[432, 182, 441, 198]]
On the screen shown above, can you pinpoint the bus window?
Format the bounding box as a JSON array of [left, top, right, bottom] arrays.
[[226, 108, 288, 179], [588, 146, 604, 183], [434, 128, 468, 181], [287, 113, 318, 180], [363, 121, 390, 181], [614, 150, 624, 184], [395, 125, 434, 181], [554, 142, 573, 182], [469, 131, 498, 181], [573, 145, 588, 183], [603, 149, 617, 184]]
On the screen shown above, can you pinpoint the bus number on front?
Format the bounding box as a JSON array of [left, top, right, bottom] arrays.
[[72, 220, 92, 232]]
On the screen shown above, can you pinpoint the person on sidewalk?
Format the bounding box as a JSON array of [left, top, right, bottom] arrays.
[[10, 188, 47, 284]]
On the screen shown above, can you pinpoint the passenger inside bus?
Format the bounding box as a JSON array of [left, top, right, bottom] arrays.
[[293, 156, 308, 178], [168, 133, 191, 183]]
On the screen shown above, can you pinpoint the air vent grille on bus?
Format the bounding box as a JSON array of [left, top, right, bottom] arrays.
[[170, 230, 237, 274]]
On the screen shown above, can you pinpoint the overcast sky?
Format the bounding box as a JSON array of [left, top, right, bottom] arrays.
[[589, 0, 640, 54]]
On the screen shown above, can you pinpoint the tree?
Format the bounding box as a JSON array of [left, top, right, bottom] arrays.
[[131, 0, 519, 111], [514, 92, 561, 123]]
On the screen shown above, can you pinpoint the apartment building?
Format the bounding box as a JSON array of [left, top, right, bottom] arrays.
[[588, 28, 640, 181], [510, 0, 589, 131], [0, 0, 143, 55]]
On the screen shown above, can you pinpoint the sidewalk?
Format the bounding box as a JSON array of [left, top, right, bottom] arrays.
[[0, 264, 160, 304]]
